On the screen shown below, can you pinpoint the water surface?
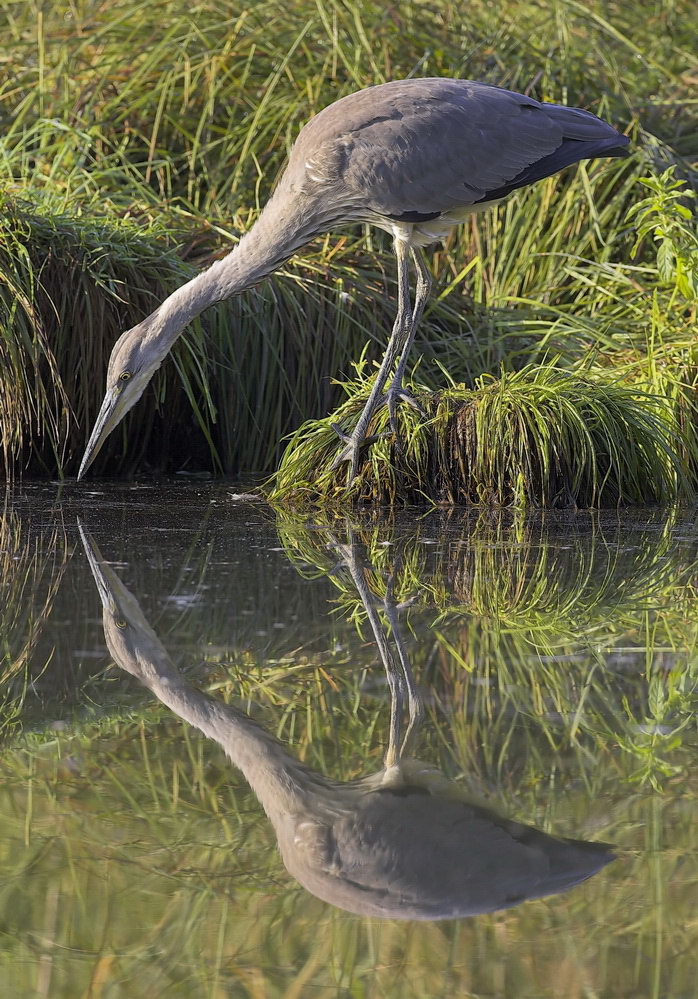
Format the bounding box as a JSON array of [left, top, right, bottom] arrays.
[[1, 484, 697, 997]]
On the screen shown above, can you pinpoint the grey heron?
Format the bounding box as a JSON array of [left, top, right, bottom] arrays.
[[80, 523, 613, 918], [77, 79, 628, 482]]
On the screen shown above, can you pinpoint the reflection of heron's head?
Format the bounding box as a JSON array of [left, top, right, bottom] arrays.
[[79, 523, 166, 678], [78, 318, 168, 480]]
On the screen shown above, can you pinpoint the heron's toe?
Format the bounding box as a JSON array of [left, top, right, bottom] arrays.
[[330, 439, 361, 481], [330, 424, 385, 481], [380, 387, 426, 446]]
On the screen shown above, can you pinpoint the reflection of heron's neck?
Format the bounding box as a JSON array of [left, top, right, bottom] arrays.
[[118, 644, 333, 823]]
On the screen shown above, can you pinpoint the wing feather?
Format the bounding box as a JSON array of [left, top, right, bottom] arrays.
[[293, 79, 626, 218]]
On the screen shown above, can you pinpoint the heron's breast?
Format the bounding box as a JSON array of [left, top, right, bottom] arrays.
[[408, 201, 502, 246]]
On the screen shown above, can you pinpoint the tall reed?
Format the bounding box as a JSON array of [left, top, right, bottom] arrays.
[[0, 0, 694, 484]]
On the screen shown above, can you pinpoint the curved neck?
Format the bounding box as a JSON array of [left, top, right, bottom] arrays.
[[144, 182, 327, 349]]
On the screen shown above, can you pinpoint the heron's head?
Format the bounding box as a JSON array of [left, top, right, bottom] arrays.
[[78, 318, 168, 480]]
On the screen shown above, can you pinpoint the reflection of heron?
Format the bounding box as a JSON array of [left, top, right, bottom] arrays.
[[80, 524, 613, 919], [78, 78, 628, 480]]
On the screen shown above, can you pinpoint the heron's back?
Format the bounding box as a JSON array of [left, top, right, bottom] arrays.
[[289, 78, 628, 225]]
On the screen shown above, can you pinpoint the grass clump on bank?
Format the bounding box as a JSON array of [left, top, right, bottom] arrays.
[[269, 365, 691, 508], [0, 0, 695, 488], [0, 194, 221, 477]]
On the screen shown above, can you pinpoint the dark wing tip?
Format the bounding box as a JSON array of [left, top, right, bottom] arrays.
[[602, 141, 631, 158], [475, 132, 631, 204]]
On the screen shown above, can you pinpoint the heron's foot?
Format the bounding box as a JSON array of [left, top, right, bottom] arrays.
[[330, 424, 384, 481], [380, 385, 426, 443]]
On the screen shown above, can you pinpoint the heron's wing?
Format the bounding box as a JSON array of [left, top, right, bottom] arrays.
[[296, 78, 624, 217]]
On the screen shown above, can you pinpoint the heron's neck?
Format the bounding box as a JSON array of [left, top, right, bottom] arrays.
[[146, 185, 320, 348]]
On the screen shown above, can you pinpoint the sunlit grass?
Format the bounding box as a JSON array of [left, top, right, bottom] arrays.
[[0, 0, 695, 485], [269, 364, 694, 507]]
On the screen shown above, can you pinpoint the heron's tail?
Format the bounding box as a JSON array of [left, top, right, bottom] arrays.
[[476, 117, 630, 205]]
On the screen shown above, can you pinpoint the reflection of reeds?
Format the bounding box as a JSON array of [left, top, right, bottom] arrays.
[[0, 497, 70, 735], [277, 508, 698, 784], [0, 639, 696, 996], [1, 501, 697, 992], [277, 509, 682, 630]]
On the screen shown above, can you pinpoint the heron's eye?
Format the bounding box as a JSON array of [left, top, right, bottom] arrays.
[[119, 371, 131, 382], [115, 618, 127, 629]]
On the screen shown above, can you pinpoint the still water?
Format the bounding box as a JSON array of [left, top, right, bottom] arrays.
[[1, 483, 697, 998]]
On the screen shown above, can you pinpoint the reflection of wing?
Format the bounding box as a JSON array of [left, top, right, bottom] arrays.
[[295, 79, 627, 217], [287, 784, 613, 920]]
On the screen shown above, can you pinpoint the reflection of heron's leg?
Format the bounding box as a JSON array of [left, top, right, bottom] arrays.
[[383, 571, 423, 759], [330, 531, 406, 769]]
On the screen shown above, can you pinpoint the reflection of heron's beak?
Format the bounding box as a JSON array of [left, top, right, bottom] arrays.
[[78, 519, 173, 682], [78, 379, 144, 480], [78, 522, 117, 610]]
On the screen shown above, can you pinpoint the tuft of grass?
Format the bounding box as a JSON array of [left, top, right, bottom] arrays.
[[0, 0, 695, 484], [0, 194, 220, 477], [269, 364, 692, 508]]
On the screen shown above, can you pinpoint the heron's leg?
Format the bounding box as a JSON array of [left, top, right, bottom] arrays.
[[382, 248, 432, 439], [331, 236, 412, 480]]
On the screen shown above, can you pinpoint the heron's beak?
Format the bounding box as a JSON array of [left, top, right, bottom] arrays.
[[77, 378, 145, 480], [78, 387, 124, 480]]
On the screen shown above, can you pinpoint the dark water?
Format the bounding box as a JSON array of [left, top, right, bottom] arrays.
[[1, 483, 697, 998]]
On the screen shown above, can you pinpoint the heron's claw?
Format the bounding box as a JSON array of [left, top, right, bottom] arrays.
[[381, 387, 426, 446], [330, 425, 384, 481]]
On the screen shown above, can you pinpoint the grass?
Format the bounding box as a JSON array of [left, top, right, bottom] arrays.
[[0, 194, 219, 476], [269, 363, 693, 507], [0, 0, 695, 495]]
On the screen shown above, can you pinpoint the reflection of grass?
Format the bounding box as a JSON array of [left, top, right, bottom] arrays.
[[277, 509, 698, 787], [277, 508, 683, 631], [0, 499, 70, 736], [1, 502, 698, 991], [0, 671, 696, 997]]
